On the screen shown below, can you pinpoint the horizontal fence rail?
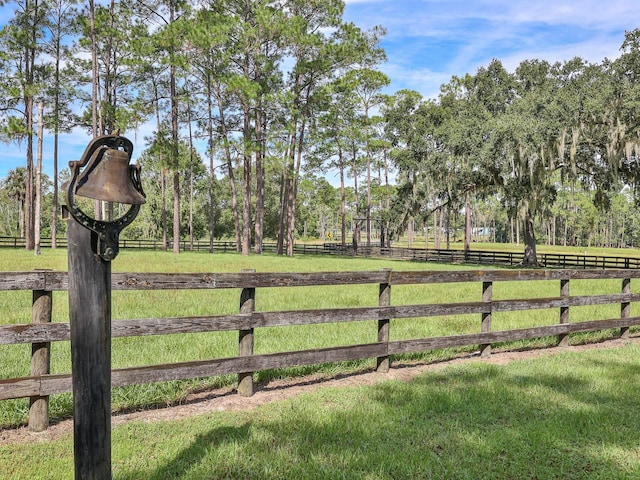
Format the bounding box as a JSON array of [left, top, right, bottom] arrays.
[[0, 268, 638, 431]]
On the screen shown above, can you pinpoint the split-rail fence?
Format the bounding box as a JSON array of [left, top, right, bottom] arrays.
[[1, 268, 639, 431]]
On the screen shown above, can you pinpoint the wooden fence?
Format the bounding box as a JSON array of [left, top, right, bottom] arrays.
[[319, 243, 640, 269], [1, 268, 639, 431], [3, 236, 640, 269], [0, 236, 240, 253]]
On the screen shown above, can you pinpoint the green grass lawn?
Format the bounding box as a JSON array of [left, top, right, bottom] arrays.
[[0, 248, 636, 429], [2, 342, 639, 479]]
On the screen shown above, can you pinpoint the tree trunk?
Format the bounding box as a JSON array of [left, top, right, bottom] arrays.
[[424, 219, 429, 250], [339, 152, 346, 249], [89, 0, 98, 137], [34, 102, 43, 256], [279, 126, 302, 257], [213, 82, 241, 252], [509, 216, 514, 244], [51, 11, 62, 250], [407, 217, 413, 248], [168, 116, 179, 255], [445, 206, 450, 249], [522, 210, 538, 266], [51, 124, 58, 248], [208, 158, 215, 253], [254, 103, 264, 255], [383, 150, 391, 248], [172, 170, 180, 254], [241, 100, 252, 256], [276, 157, 287, 255], [434, 208, 440, 249], [169, 5, 180, 255], [25, 96, 34, 251], [282, 73, 307, 257], [187, 99, 195, 251], [151, 81, 167, 252], [366, 150, 371, 247], [206, 74, 215, 253], [102, 0, 116, 133], [464, 190, 471, 254], [352, 152, 360, 249], [161, 169, 167, 251], [280, 127, 297, 256], [189, 162, 194, 251], [286, 117, 307, 257], [19, 198, 25, 238]]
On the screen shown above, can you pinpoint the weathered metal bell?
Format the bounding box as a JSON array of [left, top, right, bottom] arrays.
[[75, 147, 146, 205]]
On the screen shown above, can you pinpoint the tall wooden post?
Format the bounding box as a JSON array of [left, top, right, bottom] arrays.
[[68, 218, 112, 480]]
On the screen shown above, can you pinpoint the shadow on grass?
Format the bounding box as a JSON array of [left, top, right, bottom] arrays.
[[146, 424, 253, 480], [118, 346, 640, 479]]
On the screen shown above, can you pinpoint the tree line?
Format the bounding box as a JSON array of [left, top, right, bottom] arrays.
[[0, 0, 389, 257], [384, 31, 640, 264], [0, 0, 639, 263]]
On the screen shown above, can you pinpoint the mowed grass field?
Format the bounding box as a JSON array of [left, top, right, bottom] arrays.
[[2, 342, 640, 479], [2, 247, 640, 478]]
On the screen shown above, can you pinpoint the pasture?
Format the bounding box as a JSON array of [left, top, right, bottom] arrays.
[[1, 248, 640, 478], [1, 249, 634, 429]]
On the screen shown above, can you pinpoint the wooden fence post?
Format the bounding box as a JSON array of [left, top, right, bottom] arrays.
[[68, 218, 112, 479], [558, 278, 570, 347], [238, 269, 255, 396], [480, 281, 492, 358], [377, 269, 391, 373], [621, 277, 631, 339], [28, 270, 52, 432]]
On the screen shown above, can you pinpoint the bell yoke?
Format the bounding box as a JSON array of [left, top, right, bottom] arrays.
[[66, 134, 146, 261]]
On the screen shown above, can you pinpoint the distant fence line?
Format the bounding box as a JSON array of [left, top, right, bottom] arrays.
[[319, 244, 640, 270], [1, 267, 639, 432], [0, 237, 239, 253], [2, 236, 640, 269]]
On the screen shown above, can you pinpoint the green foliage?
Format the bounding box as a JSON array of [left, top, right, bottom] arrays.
[[2, 3, 640, 255], [384, 33, 640, 252]]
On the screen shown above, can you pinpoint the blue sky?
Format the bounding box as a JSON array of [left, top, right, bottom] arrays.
[[1, 0, 640, 181], [343, 0, 640, 99]]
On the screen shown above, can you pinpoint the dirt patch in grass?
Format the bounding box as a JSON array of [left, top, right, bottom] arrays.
[[2, 336, 638, 445]]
